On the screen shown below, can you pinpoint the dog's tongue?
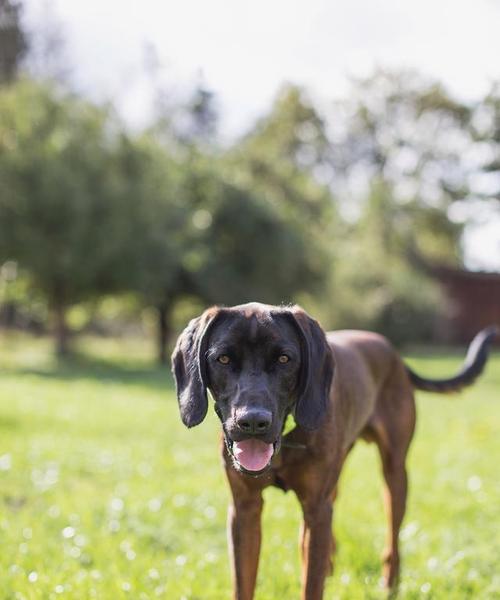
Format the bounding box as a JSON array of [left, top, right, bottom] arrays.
[[233, 439, 274, 472]]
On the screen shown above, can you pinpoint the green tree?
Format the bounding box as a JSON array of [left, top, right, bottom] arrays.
[[331, 180, 444, 343], [114, 133, 189, 365], [0, 0, 27, 83], [229, 84, 333, 224], [134, 147, 331, 364], [328, 69, 472, 266], [182, 157, 325, 307], [223, 84, 335, 320], [0, 80, 138, 355]]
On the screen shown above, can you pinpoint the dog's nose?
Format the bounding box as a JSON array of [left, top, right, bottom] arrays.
[[236, 408, 272, 434]]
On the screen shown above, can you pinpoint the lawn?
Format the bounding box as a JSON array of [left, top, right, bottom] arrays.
[[0, 334, 499, 599]]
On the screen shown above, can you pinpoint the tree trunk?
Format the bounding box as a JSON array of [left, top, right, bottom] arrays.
[[157, 302, 172, 366], [53, 301, 70, 357]]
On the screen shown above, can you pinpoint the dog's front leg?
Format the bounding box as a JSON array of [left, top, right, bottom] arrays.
[[226, 469, 265, 600], [298, 496, 334, 600]]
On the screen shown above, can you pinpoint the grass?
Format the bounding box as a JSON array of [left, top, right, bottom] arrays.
[[0, 333, 499, 599]]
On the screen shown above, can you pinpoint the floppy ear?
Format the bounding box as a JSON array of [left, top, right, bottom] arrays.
[[171, 307, 222, 428], [285, 307, 334, 430]]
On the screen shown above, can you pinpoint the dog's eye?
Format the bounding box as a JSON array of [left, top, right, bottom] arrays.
[[278, 354, 290, 364], [217, 355, 230, 365]]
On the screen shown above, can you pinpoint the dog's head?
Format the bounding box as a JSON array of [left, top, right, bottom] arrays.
[[171, 303, 334, 476]]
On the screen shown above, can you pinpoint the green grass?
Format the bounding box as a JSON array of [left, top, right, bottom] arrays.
[[0, 334, 499, 599]]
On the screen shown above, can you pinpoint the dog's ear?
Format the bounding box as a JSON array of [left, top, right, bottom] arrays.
[[284, 306, 334, 431], [171, 307, 223, 428]]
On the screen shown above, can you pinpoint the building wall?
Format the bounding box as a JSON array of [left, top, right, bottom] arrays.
[[435, 268, 500, 343]]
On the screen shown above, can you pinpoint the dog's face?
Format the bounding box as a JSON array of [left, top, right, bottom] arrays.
[[172, 303, 334, 476]]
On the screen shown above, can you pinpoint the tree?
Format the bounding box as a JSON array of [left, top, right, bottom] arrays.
[[183, 159, 325, 307], [330, 179, 445, 343], [114, 132, 189, 365], [229, 84, 334, 225], [327, 69, 472, 266], [130, 146, 331, 365], [311, 70, 482, 339], [0, 80, 138, 355], [0, 0, 27, 83], [223, 84, 336, 320]]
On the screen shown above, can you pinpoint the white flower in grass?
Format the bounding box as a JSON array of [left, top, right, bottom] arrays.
[[172, 494, 187, 507], [467, 475, 482, 492], [421, 582, 432, 594], [62, 526, 75, 539], [175, 555, 187, 566], [0, 453, 12, 471], [446, 549, 465, 570], [74, 534, 86, 547], [69, 513, 80, 525], [400, 521, 419, 540], [148, 498, 162, 512], [110, 497, 124, 512], [28, 571, 38, 583], [108, 519, 120, 532]]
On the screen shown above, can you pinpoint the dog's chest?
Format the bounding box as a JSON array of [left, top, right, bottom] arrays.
[[269, 441, 315, 492]]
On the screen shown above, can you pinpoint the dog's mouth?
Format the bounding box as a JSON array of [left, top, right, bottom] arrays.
[[226, 437, 279, 475]]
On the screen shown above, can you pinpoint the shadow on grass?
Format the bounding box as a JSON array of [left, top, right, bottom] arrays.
[[3, 351, 175, 392]]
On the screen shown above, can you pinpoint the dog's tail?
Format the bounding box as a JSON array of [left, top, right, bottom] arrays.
[[405, 326, 498, 393]]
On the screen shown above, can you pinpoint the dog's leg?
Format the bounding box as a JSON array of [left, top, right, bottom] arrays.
[[372, 412, 414, 587], [298, 484, 339, 584], [369, 369, 416, 590], [379, 452, 407, 589], [297, 488, 335, 600], [299, 486, 337, 577], [226, 471, 265, 600]]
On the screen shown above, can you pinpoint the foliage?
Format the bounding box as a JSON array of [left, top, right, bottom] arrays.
[[223, 84, 335, 319], [228, 84, 334, 227], [179, 153, 327, 307], [0, 80, 144, 352], [328, 70, 472, 266], [0, 335, 498, 598], [1, 70, 499, 354], [0, 0, 26, 83], [317, 71, 486, 335], [330, 180, 446, 343]]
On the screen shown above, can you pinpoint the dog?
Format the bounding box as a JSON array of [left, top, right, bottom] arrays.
[[172, 302, 497, 600]]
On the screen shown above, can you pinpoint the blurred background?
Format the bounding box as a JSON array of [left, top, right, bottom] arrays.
[[1, 2, 500, 599], [1, 0, 499, 361]]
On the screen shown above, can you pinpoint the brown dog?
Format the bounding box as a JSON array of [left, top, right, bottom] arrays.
[[172, 303, 497, 600]]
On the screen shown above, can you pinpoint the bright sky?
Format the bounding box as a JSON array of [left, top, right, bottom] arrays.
[[24, 0, 500, 269]]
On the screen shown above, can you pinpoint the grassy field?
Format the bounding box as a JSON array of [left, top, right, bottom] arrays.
[[0, 334, 499, 599]]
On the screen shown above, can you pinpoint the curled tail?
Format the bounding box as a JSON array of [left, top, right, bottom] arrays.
[[406, 326, 498, 393]]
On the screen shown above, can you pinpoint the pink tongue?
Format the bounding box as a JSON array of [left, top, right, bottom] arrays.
[[233, 439, 274, 472]]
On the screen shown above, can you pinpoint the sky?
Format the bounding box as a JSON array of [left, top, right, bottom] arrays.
[[23, 0, 500, 269]]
